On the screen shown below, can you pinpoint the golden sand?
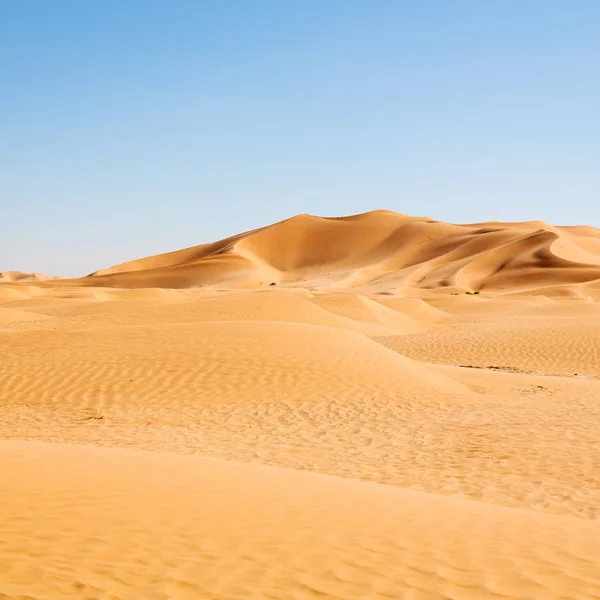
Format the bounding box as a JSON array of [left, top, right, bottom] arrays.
[[1, 211, 600, 598]]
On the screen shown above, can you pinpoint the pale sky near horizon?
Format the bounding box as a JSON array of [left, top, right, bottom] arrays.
[[2, 1, 599, 277]]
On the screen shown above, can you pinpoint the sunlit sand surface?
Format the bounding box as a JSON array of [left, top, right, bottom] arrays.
[[2, 211, 600, 598]]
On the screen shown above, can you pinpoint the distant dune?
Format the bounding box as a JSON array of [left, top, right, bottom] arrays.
[[75, 210, 600, 294], [3, 210, 600, 295], [0, 270, 57, 282]]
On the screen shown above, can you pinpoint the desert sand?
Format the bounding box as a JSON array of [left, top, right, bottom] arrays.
[[1, 210, 600, 599], [0, 271, 57, 283]]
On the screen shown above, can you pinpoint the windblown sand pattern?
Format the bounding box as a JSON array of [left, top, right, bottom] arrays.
[[2, 211, 600, 598]]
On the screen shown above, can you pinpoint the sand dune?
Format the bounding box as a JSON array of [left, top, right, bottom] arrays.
[[1, 441, 599, 600], [0, 270, 57, 282], [2, 210, 600, 598], [21, 210, 591, 293], [2, 287, 600, 520]]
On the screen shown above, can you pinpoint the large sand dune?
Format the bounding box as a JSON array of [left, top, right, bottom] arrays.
[[52, 210, 600, 293], [2, 211, 600, 598]]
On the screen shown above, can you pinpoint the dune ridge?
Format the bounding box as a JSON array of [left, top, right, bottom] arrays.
[[0, 270, 57, 282], [57, 210, 600, 294]]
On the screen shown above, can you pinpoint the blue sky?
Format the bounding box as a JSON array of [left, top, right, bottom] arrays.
[[1, 1, 599, 276]]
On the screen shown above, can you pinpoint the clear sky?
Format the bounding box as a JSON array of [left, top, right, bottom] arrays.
[[2, 1, 599, 276]]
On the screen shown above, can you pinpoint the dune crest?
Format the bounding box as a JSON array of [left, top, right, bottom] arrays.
[[46, 210, 600, 293], [0, 271, 57, 282]]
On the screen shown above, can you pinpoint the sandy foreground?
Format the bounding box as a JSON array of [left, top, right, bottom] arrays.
[[2, 212, 600, 599]]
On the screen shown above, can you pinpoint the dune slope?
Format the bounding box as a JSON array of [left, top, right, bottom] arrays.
[[2, 288, 600, 521], [0, 271, 57, 282], [1, 441, 599, 600], [69, 211, 600, 293]]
